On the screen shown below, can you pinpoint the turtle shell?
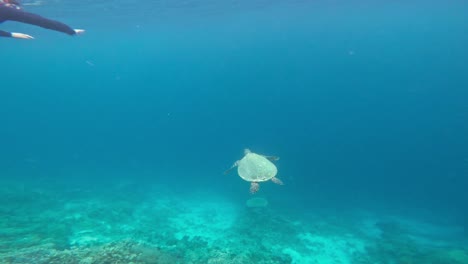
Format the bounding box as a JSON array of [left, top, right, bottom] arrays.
[[237, 152, 277, 182]]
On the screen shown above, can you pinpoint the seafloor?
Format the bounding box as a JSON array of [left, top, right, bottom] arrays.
[[1, 177, 467, 264]]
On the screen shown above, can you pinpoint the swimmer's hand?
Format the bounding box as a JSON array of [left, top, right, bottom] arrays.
[[74, 29, 85, 35], [11, 32, 34, 39]]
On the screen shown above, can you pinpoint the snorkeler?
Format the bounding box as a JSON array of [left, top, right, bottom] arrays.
[[0, 0, 84, 39]]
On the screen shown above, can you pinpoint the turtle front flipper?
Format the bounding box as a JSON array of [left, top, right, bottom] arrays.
[[263, 155, 280, 162], [224, 160, 239, 175], [250, 182, 260, 194]]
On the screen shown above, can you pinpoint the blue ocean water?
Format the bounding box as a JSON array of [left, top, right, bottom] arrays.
[[1, 0, 468, 263]]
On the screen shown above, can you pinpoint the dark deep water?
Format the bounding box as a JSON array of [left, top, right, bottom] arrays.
[[1, 0, 468, 263]]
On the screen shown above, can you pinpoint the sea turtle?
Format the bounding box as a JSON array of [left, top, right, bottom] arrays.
[[225, 149, 283, 194]]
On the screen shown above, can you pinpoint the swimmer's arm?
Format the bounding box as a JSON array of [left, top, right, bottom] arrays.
[[4, 7, 76, 35]]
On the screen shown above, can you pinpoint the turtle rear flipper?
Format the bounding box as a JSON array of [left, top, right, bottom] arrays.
[[271, 177, 284, 185], [224, 160, 239, 175], [250, 182, 260, 194]]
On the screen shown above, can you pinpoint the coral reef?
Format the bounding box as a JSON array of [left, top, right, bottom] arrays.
[[1, 181, 466, 263]]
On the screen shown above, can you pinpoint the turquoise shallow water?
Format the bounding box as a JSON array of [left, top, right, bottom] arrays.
[[1, 0, 468, 263]]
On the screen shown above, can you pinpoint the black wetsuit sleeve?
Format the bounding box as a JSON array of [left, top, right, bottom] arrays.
[[0, 30, 12, 37], [0, 6, 75, 35]]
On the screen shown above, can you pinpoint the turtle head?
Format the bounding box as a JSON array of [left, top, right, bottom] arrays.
[[243, 149, 251, 155]]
